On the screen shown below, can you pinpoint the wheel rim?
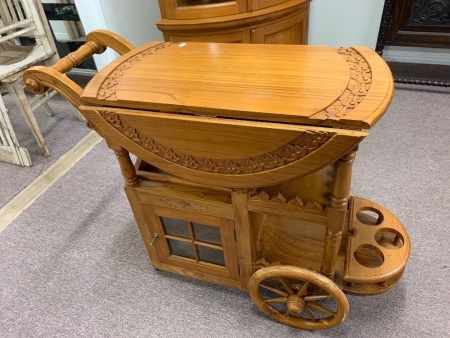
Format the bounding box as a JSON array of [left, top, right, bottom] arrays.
[[248, 265, 349, 330]]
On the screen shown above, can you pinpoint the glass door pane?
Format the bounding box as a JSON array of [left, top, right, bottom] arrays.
[[197, 245, 225, 265], [192, 223, 222, 245]]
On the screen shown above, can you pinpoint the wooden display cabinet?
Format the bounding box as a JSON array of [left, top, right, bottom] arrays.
[[157, 0, 311, 44]]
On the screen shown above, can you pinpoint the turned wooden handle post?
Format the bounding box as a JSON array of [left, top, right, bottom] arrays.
[[51, 41, 105, 75], [24, 29, 135, 108], [47, 29, 135, 75]]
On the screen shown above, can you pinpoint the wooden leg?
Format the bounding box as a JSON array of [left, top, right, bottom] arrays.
[[72, 106, 86, 122], [0, 96, 32, 166], [109, 143, 138, 186], [7, 80, 50, 157], [231, 188, 252, 290], [42, 102, 54, 117], [321, 148, 357, 279]]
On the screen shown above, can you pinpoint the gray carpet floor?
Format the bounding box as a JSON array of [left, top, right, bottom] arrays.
[[0, 93, 90, 208], [1, 84, 449, 337]]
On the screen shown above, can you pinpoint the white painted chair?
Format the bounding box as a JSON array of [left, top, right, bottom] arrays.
[[0, 0, 84, 166]]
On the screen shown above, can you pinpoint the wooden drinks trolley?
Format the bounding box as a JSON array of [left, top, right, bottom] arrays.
[[25, 30, 410, 330]]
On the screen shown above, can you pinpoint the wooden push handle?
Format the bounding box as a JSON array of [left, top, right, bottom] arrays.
[[50, 40, 105, 75], [24, 29, 135, 108], [50, 29, 135, 75]]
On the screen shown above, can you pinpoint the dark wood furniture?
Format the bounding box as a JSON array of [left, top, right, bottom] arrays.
[[376, 0, 450, 86]]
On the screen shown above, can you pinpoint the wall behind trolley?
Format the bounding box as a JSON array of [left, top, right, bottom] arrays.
[[73, 0, 450, 70], [74, 0, 162, 70]]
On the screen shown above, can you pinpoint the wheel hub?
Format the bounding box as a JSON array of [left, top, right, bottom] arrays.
[[286, 295, 305, 314]]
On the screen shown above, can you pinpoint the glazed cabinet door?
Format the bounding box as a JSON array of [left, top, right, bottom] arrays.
[[143, 205, 240, 282], [251, 9, 309, 44], [158, 0, 247, 20], [127, 180, 241, 287]]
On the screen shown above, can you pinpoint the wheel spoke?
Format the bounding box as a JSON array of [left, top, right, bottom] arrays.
[[260, 283, 289, 297], [264, 297, 288, 303], [249, 266, 349, 330], [304, 294, 333, 302], [303, 307, 317, 322], [277, 277, 294, 295], [296, 281, 310, 296], [306, 302, 336, 317]]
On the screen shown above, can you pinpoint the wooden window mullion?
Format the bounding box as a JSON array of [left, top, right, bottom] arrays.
[[188, 221, 200, 262]]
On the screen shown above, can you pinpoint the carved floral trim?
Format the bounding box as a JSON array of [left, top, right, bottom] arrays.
[[98, 42, 172, 100], [253, 257, 282, 269], [98, 111, 333, 175], [160, 198, 208, 212], [410, 0, 450, 26], [318, 47, 372, 120], [249, 190, 326, 214]]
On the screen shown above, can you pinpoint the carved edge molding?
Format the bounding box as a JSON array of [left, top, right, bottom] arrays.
[[98, 111, 334, 175], [395, 76, 450, 87], [376, 0, 395, 55], [97, 42, 172, 100], [160, 198, 208, 212], [316, 47, 372, 120], [248, 190, 327, 215]]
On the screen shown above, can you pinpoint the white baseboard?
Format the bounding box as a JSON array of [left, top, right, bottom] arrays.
[[53, 32, 72, 42], [68, 68, 97, 77], [382, 46, 450, 66]]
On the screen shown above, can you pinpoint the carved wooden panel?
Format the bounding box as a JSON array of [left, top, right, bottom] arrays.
[[377, 0, 450, 50], [98, 110, 332, 175], [376, 0, 450, 87]]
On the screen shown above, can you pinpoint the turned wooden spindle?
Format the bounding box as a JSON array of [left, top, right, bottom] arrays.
[[51, 41, 104, 75], [321, 148, 358, 279], [112, 147, 138, 187], [24, 29, 135, 97]]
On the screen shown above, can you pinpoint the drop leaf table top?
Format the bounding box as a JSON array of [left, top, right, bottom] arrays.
[[80, 41, 394, 130]]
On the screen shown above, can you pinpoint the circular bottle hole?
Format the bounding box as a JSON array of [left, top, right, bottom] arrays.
[[354, 244, 384, 268], [356, 207, 384, 226], [375, 228, 404, 249]]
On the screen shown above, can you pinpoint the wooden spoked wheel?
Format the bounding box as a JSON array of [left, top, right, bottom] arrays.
[[248, 265, 349, 330]]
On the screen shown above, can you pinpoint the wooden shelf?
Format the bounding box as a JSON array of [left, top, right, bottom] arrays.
[[343, 197, 411, 288]]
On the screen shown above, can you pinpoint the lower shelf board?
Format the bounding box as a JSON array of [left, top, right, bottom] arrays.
[[343, 197, 410, 286]]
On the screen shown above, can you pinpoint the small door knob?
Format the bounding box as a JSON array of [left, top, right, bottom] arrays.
[[150, 233, 160, 245]]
